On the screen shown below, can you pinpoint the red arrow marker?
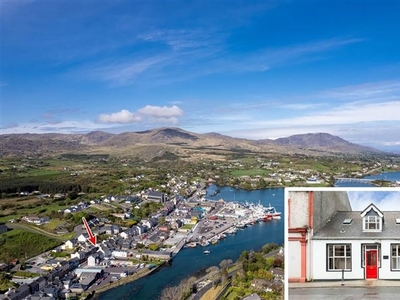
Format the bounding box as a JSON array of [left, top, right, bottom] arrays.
[[82, 217, 97, 246]]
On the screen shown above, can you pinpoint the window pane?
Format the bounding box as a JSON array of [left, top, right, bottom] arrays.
[[328, 245, 351, 271], [335, 246, 344, 256], [371, 252, 376, 265], [335, 258, 345, 269], [346, 258, 351, 270], [329, 258, 333, 270], [391, 245, 400, 270]]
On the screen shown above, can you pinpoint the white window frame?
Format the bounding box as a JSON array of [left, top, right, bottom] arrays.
[[362, 244, 380, 268], [327, 244, 352, 271], [363, 215, 381, 231], [391, 244, 400, 271]]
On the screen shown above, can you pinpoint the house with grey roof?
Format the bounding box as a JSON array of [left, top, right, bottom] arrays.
[[288, 190, 400, 283], [311, 202, 400, 280], [147, 191, 167, 203]]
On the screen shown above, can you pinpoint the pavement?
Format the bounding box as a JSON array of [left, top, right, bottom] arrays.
[[290, 279, 400, 288], [289, 283, 400, 300]]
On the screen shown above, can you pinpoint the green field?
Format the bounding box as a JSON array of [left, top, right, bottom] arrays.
[[230, 169, 267, 177], [0, 228, 62, 263], [41, 218, 67, 231], [181, 224, 195, 230]]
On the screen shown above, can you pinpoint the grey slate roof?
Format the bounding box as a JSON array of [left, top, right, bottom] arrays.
[[313, 211, 400, 240]]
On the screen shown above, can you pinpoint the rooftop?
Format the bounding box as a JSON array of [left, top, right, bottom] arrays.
[[313, 211, 400, 239]]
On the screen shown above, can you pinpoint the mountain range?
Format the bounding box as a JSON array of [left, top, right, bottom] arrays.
[[0, 127, 384, 159]]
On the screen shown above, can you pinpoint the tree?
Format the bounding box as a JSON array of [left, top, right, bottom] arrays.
[[158, 216, 166, 226], [262, 243, 279, 254], [274, 256, 284, 268], [160, 285, 181, 300], [206, 266, 219, 274], [219, 259, 233, 271]]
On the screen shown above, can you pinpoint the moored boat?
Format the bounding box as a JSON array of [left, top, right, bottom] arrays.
[[211, 238, 218, 244], [186, 242, 197, 248], [264, 203, 281, 219]]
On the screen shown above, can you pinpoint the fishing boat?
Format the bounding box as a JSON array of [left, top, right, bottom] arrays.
[[264, 203, 281, 219], [200, 240, 210, 247], [204, 250, 211, 254], [211, 238, 218, 244], [186, 242, 197, 248]]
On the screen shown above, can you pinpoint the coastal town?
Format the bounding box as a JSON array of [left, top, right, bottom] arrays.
[[0, 175, 284, 300], [1, 150, 399, 300]]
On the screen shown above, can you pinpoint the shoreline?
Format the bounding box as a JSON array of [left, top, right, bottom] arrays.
[[88, 262, 165, 300]]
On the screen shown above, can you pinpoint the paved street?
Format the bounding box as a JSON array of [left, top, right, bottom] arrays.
[[289, 286, 400, 299]]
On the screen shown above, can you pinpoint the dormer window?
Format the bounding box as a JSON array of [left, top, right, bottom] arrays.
[[364, 215, 381, 231], [360, 203, 384, 232]]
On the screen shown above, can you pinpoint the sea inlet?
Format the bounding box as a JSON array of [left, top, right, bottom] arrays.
[[99, 186, 284, 300]]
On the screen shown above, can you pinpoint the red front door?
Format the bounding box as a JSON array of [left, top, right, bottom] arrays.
[[366, 250, 378, 279]]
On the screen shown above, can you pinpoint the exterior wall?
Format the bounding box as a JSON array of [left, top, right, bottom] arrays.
[[312, 191, 351, 232], [87, 256, 96, 267], [288, 190, 352, 282], [377, 240, 400, 279], [312, 239, 400, 280], [288, 239, 302, 280], [288, 191, 351, 231], [313, 239, 363, 280], [288, 191, 309, 228], [112, 250, 128, 258]]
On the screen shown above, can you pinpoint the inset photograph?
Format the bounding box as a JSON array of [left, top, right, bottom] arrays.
[[287, 188, 400, 300]]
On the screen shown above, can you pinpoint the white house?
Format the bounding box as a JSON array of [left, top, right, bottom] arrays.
[[87, 252, 103, 267], [77, 233, 88, 243], [111, 250, 128, 258], [70, 251, 86, 260], [23, 216, 50, 225], [62, 239, 76, 250], [120, 225, 144, 239], [312, 202, 400, 280], [288, 189, 400, 282]]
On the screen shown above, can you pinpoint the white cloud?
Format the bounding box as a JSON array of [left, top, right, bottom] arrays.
[[137, 105, 183, 124], [318, 80, 400, 101], [78, 55, 171, 86], [248, 101, 400, 128], [1, 120, 115, 134], [348, 191, 400, 211], [384, 141, 400, 146], [138, 29, 218, 51], [98, 109, 142, 124], [137, 105, 183, 118], [74, 36, 363, 86], [280, 103, 323, 110], [98, 105, 184, 125], [232, 37, 364, 72]]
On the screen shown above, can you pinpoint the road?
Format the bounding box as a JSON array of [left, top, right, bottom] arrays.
[[289, 287, 400, 299]]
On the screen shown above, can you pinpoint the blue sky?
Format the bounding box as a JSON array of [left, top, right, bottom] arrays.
[[1, 1, 400, 151]]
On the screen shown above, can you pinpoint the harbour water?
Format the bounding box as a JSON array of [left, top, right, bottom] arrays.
[[335, 171, 400, 187], [363, 171, 400, 181], [99, 186, 284, 300]]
